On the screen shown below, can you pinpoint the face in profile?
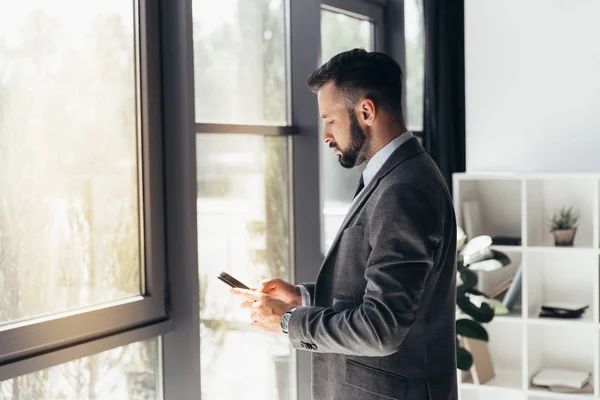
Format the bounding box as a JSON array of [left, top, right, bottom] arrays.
[[317, 82, 369, 169]]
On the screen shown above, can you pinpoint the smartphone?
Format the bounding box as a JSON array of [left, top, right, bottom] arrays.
[[217, 271, 250, 290]]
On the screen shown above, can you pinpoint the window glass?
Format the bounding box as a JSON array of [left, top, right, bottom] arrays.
[[320, 9, 373, 252], [197, 135, 293, 400], [0, 0, 142, 325], [0, 338, 159, 399], [404, 0, 425, 132], [192, 0, 287, 124]]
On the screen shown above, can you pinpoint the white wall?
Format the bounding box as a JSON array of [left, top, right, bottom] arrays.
[[465, 0, 600, 173]]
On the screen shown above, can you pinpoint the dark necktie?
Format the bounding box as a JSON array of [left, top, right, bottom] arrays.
[[353, 174, 365, 199]]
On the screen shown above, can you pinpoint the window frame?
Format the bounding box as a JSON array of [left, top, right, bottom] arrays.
[[185, 0, 300, 398], [0, 0, 168, 380]]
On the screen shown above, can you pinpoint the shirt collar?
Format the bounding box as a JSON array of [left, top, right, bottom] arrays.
[[362, 131, 413, 187]]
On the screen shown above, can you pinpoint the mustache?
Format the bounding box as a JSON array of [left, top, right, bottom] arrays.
[[329, 143, 340, 151]]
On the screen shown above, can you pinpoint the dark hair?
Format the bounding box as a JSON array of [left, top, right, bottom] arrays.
[[307, 48, 404, 121]]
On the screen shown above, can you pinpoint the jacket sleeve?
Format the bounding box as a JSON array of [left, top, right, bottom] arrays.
[[287, 183, 443, 356]]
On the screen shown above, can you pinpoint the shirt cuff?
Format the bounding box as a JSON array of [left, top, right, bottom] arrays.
[[297, 284, 311, 307]]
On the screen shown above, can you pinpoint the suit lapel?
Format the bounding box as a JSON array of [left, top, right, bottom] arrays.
[[320, 137, 425, 265]]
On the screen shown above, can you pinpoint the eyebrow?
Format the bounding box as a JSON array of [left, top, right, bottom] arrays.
[[321, 114, 328, 119]]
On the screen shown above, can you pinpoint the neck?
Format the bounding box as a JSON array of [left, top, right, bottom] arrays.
[[365, 122, 408, 162]]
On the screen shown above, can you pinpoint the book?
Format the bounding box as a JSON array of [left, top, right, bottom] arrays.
[[462, 201, 483, 239], [491, 235, 521, 246], [532, 369, 591, 389], [539, 302, 589, 319], [541, 302, 589, 313], [461, 337, 495, 385], [488, 277, 513, 299]]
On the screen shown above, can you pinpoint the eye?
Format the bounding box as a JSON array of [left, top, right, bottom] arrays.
[[328, 120, 334, 125]]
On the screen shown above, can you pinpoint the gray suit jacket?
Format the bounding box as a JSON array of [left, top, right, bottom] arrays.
[[289, 137, 458, 400]]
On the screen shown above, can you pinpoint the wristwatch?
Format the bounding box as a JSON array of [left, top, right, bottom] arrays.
[[280, 308, 296, 334]]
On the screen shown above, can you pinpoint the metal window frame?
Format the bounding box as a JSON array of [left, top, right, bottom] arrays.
[[196, 123, 297, 136], [0, 0, 168, 381], [159, 0, 201, 398], [288, 1, 322, 398]]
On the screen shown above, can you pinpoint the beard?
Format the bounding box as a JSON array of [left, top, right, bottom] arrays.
[[332, 111, 368, 169]]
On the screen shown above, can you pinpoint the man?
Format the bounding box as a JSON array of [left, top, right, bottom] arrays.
[[232, 49, 458, 400]]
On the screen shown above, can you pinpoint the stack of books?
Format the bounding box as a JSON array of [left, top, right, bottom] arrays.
[[532, 368, 593, 393], [539, 303, 589, 319]]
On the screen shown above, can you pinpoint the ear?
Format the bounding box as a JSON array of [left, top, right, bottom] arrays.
[[357, 98, 376, 126]]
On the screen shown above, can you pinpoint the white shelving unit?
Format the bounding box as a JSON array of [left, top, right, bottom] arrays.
[[454, 173, 600, 400]]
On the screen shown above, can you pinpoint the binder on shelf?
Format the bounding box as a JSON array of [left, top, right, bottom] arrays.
[[502, 263, 522, 311]]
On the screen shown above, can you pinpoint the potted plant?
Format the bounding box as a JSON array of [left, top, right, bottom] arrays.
[[549, 207, 580, 246], [455, 228, 495, 371]]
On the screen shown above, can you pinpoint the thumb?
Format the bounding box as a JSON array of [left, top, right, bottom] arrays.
[[259, 278, 278, 293]]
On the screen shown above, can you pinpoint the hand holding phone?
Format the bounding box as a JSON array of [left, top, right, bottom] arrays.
[[217, 271, 250, 290]]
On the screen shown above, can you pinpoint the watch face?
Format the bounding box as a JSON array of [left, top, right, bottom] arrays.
[[280, 311, 292, 333]]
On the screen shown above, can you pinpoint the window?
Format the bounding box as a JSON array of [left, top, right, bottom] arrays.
[[0, 0, 141, 325], [404, 0, 426, 133], [319, 5, 376, 252], [192, 0, 287, 125], [192, 1, 295, 399], [197, 136, 292, 400], [0, 339, 159, 399], [0, 0, 166, 382]]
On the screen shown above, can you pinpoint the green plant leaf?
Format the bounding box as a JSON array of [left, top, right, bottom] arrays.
[[456, 318, 489, 341], [457, 295, 494, 322], [457, 347, 473, 371], [549, 206, 580, 230], [458, 268, 478, 292]]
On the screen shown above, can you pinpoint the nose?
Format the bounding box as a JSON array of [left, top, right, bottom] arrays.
[[321, 129, 333, 145]]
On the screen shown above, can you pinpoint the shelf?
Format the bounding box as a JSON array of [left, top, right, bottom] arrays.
[[454, 173, 600, 400], [526, 251, 596, 324], [461, 370, 523, 391], [459, 324, 524, 390], [491, 245, 523, 252], [527, 313, 595, 327], [528, 385, 595, 399], [494, 313, 524, 323], [527, 179, 596, 249], [528, 325, 595, 397], [455, 178, 522, 240], [526, 246, 599, 254]]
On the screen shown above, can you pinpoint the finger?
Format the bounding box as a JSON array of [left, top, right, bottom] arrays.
[[240, 300, 254, 310], [231, 288, 265, 300], [250, 312, 262, 321]]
